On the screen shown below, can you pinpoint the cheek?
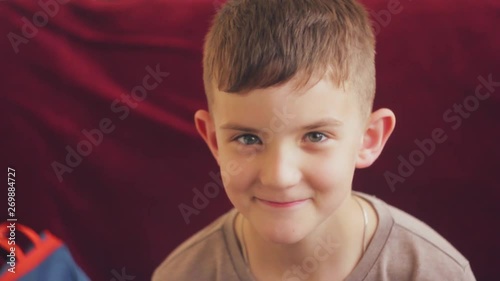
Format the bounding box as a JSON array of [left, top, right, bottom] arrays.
[[305, 144, 358, 192], [304, 148, 357, 215], [219, 157, 257, 211], [218, 148, 256, 193]]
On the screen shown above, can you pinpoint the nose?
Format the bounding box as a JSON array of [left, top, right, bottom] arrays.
[[258, 143, 301, 190]]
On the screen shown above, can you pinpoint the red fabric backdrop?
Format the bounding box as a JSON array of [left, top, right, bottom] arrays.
[[0, 0, 498, 280]]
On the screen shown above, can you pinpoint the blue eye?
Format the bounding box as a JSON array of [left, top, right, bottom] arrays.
[[236, 134, 262, 145], [306, 132, 327, 143]]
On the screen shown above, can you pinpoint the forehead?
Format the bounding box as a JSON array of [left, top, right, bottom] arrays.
[[211, 78, 361, 128]]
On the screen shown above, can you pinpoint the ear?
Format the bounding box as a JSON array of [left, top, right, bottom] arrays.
[[194, 109, 220, 165], [356, 108, 396, 169]]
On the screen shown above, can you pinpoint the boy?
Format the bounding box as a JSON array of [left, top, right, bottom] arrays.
[[153, 0, 476, 280]]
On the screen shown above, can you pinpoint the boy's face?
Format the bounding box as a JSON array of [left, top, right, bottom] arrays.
[[196, 78, 392, 244]]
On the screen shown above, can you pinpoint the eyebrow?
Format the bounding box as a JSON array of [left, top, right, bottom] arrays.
[[302, 117, 343, 130], [220, 124, 260, 133], [220, 117, 343, 132]]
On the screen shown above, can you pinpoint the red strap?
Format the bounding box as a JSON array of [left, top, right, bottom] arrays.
[[0, 238, 25, 260], [0, 223, 31, 260], [0, 223, 63, 281], [0, 223, 41, 248]]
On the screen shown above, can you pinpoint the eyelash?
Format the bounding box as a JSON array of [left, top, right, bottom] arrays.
[[233, 132, 329, 146]]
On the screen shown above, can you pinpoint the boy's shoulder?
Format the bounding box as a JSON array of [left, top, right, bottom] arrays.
[[151, 208, 248, 281], [152, 193, 475, 281], [386, 200, 467, 263], [354, 192, 475, 281]]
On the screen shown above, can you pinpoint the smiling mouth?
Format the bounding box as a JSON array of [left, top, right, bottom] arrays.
[[256, 198, 309, 208]]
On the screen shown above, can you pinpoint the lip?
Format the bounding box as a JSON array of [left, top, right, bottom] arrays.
[[257, 198, 309, 208]]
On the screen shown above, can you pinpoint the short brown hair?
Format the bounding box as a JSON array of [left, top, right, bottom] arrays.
[[203, 0, 376, 115]]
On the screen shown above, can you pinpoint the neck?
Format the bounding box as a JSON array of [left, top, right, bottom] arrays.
[[236, 194, 373, 281]]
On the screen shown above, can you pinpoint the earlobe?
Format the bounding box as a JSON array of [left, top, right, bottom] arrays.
[[356, 108, 396, 169], [194, 110, 220, 164]]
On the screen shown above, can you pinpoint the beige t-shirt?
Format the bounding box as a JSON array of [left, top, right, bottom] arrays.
[[152, 192, 476, 281]]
